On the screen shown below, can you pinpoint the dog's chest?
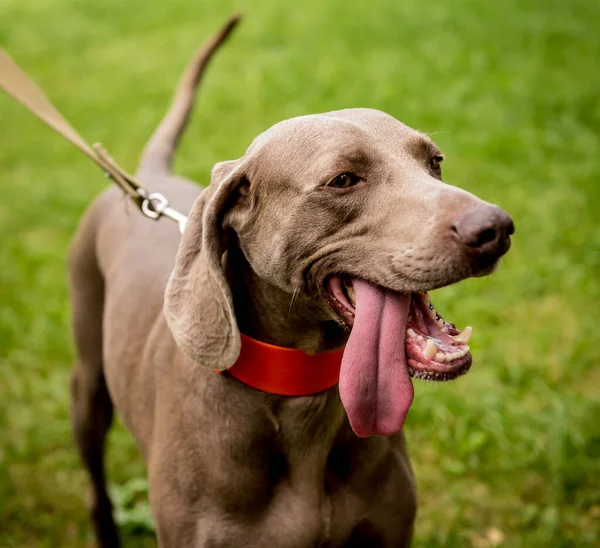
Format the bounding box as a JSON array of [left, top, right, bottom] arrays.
[[221, 397, 409, 543], [159, 379, 415, 546], [210, 432, 411, 547]]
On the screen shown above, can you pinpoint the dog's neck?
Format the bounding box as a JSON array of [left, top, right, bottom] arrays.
[[226, 245, 347, 355]]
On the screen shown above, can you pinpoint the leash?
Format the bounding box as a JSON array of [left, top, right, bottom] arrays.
[[0, 48, 188, 234]]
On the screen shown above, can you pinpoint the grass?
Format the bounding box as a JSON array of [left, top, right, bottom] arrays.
[[1, 0, 599, 546]]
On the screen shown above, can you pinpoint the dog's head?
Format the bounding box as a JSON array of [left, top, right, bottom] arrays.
[[165, 108, 513, 436]]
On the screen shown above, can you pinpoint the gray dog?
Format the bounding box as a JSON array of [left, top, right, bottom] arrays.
[[68, 16, 513, 547]]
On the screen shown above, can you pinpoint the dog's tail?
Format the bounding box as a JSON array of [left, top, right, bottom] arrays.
[[137, 14, 241, 175]]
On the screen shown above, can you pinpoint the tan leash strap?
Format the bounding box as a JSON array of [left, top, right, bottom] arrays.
[[0, 48, 143, 206]]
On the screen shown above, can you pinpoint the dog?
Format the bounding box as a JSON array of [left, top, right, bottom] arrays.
[[68, 15, 513, 547]]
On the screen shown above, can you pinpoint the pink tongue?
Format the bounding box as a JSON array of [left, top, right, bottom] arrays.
[[339, 279, 414, 437]]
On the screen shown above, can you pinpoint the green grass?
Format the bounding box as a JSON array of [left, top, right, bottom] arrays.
[[1, 0, 599, 546]]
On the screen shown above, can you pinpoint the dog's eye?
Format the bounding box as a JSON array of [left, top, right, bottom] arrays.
[[327, 172, 362, 189], [430, 155, 443, 171]]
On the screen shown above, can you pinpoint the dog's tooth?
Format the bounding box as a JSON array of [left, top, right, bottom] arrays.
[[436, 317, 444, 327], [407, 328, 417, 338], [453, 326, 473, 344], [422, 293, 431, 307], [435, 352, 446, 363], [449, 348, 469, 360], [424, 339, 437, 358]]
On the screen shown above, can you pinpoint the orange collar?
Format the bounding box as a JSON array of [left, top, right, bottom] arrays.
[[224, 333, 344, 396]]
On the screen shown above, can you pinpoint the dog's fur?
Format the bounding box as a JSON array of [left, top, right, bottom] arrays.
[[68, 16, 512, 547]]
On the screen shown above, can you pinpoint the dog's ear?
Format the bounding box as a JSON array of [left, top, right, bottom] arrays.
[[164, 159, 246, 370]]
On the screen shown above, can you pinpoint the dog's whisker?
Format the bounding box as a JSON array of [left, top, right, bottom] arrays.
[[288, 288, 300, 317], [424, 130, 450, 138]]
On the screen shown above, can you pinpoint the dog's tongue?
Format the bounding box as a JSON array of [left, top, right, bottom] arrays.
[[339, 279, 414, 437]]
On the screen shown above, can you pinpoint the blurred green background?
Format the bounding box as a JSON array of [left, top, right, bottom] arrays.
[[1, 0, 599, 546]]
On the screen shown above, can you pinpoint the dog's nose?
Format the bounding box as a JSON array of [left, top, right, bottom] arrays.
[[453, 205, 514, 263]]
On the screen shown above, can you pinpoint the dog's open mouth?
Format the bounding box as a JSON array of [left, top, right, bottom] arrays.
[[326, 275, 472, 380], [325, 274, 473, 437]]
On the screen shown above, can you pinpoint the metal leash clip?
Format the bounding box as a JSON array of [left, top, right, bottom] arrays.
[[139, 189, 188, 234]]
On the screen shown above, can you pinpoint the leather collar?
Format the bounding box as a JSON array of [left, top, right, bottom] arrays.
[[224, 333, 344, 396]]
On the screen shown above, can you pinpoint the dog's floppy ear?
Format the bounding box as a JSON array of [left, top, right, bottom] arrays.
[[164, 159, 246, 370]]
